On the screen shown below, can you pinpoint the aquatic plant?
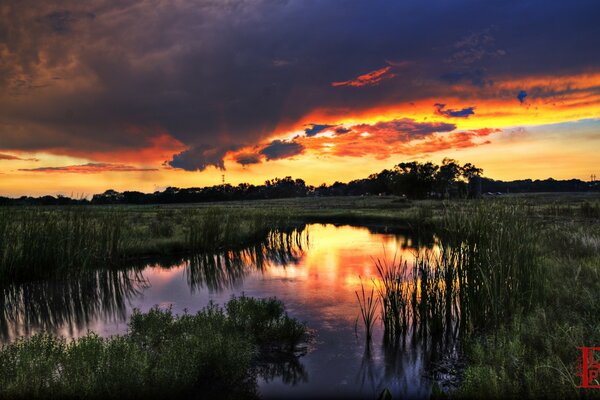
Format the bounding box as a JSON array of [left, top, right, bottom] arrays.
[[355, 279, 379, 342]]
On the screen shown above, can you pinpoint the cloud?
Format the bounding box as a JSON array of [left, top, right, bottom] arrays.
[[1, 0, 599, 169], [291, 117, 498, 160], [517, 90, 528, 104], [434, 103, 476, 118], [335, 127, 352, 134], [235, 152, 262, 166], [19, 163, 157, 173], [167, 145, 234, 171], [260, 140, 305, 161], [353, 118, 456, 141], [304, 124, 334, 137], [331, 66, 396, 87], [0, 153, 38, 161]]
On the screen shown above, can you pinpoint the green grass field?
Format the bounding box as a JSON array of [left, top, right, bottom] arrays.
[[0, 193, 599, 398]]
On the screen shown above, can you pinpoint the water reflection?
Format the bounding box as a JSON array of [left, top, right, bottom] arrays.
[[0, 224, 451, 399], [0, 269, 148, 341]]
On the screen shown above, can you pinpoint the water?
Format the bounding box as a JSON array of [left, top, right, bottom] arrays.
[[0, 223, 456, 399]]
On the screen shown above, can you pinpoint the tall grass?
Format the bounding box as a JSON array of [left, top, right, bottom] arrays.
[[0, 208, 127, 281], [373, 256, 411, 340], [0, 207, 299, 283], [355, 279, 379, 342], [439, 201, 543, 330], [361, 201, 543, 344]]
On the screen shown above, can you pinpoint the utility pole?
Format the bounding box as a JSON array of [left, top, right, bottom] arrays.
[[221, 174, 225, 185]]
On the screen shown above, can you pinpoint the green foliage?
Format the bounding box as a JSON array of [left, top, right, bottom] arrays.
[[0, 296, 307, 399], [0, 208, 127, 281], [456, 211, 600, 398]]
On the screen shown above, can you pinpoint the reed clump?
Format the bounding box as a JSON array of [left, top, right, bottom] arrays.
[[355, 279, 379, 342], [360, 201, 543, 343], [0, 208, 127, 281]]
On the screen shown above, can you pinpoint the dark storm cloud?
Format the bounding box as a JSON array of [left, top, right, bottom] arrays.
[[235, 152, 262, 166], [167, 145, 236, 171], [1, 0, 599, 168], [434, 103, 476, 118], [304, 124, 334, 137], [260, 140, 304, 161]]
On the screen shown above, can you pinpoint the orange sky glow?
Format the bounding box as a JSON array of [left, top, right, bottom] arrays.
[[1, 2, 599, 196]]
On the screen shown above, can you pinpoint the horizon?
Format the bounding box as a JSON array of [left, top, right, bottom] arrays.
[[1, 1, 599, 197], [2, 159, 596, 200]]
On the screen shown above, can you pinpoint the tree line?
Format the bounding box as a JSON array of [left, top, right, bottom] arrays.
[[1, 159, 598, 206]]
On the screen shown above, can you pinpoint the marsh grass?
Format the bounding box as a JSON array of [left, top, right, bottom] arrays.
[[0, 208, 127, 281], [0, 207, 299, 282], [355, 279, 379, 342], [0, 295, 307, 399], [361, 202, 543, 351]]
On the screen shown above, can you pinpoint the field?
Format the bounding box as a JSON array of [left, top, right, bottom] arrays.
[[0, 193, 599, 398]]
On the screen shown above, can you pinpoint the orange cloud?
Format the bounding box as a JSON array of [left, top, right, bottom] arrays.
[[0, 153, 39, 161], [40, 132, 187, 165], [19, 163, 158, 174], [331, 66, 396, 87], [272, 119, 501, 160]]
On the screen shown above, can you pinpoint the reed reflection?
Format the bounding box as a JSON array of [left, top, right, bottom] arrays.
[[0, 268, 148, 342]]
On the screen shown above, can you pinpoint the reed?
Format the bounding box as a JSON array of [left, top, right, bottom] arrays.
[[373, 255, 411, 340], [0, 208, 127, 281], [355, 279, 379, 342], [365, 201, 543, 344]]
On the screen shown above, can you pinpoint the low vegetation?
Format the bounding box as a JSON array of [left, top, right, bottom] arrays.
[[354, 198, 600, 398], [0, 193, 598, 398], [0, 295, 307, 399]]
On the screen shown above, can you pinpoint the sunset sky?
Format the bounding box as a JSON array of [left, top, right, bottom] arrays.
[[1, 0, 599, 197]]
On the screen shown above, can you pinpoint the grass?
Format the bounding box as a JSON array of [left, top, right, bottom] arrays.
[[456, 219, 600, 399], [0, 295, 307, 399], [1, 194, 599, 398], [0, 207, 300, 282], [350, 197, 599, 398], [355, 279, 379, 342]]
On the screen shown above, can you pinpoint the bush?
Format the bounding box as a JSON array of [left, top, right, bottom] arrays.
[[0, 296, 307, 399]]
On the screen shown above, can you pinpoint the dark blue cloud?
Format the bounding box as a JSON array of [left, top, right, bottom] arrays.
[[335, 127, 352, 134], [167, 145, 235, 171], [235, 153, 261, 166], [434, 103, 476, 118], [305, 124, 334, 137], [260, 140, 304, 161], [517, 90, 528, 104]]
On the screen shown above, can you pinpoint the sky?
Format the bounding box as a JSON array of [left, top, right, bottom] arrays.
[[0, 0, 599, 196]]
